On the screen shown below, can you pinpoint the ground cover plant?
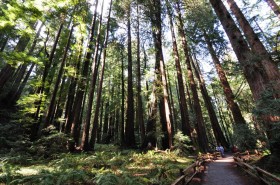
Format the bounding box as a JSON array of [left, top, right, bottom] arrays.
[[0, 144, 193, 185]]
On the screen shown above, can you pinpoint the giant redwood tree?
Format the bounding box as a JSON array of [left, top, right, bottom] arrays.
[[209, 0, 280, 154]]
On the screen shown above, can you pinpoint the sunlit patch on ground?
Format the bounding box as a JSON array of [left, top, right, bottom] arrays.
[[16, 168, 39, 176]]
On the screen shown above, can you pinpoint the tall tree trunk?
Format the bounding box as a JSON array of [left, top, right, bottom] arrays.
[[204, 31, 247, 126], [264, 0, 280, 19], [143, 46, 149, 92], [211, 84, 233, 145], [64, 37, 83, 133], [70, 0, 99, 146], [36, 22, 64, 136], [191, 55, 229, 148], [144, 84, 158, 148], [120, 51, 125, 146], [136, 2, 145, 146], [210, 0, 280, 154], [97, 100, 104, 143], [226, 0, 280, 98], [166, 68, 176, 134], [80, 0, 104, 151], [53, 74, 67, 130], [115, 109, 120, 142], [150, 0, 172, 149], [44, 24, 74, 129], [5, 22, 44, 105], [125, 4, 136, 148], [0, 30, 31, 92], [166, 1, 191, 138], [209, 0, 265, 100], [176, 1, 209, 152], [102, 102, 110, 143]]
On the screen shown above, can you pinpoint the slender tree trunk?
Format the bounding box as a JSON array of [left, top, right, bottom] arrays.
[[166, 68, 176, 134], [64, 38, 83, 133], [53, 74, 67, 130], [36, 22, 64, 136], [102, 102, 110, 143], [211, 84, 232, 145], [143, 46, 149, 92], [176, 1, 209, 152], [204, 31, 246, 126], [80, 0, 104, 151], [191, 54, 229, 148], [44, 24, 74, 128], [136, 2, 145, 146], [166, 1, 191, 138], [125, 4, 136, 148], [120, 51, 125, 146], [70, 1, 99, 147], [115, 109, 120, 142], [264, 0, 280, 19], [97, 100, 104, 143]]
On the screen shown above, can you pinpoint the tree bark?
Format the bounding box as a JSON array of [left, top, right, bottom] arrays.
[[36, 22, 64, 136], [44, 24, 74, 128], [64, 38, 83, 133], [226, 0, 280, 98], [120, 51, 125, 146], [176, 1, 209, 152], [70, 0, 99, 146], [136, 2, 145, 146], [191, 54, 229, 148], [88, 0, 112, 150], [210, 0, 280, 154], [166, 1, 191, 138], [150, 0, 172, 149], [97, 100, 104, 143], [0, 29, 32, 92], [5, 22, 44, 106], [204, 31, 247, 126], [80, 0, 104, 151], [125, 4, 136, 148]]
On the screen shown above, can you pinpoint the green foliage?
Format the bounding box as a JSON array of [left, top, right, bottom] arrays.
[[232, 124, 257, 151], [254, 89, 280, 153], [29, 127, 71, 159], [95, 173, 120, 185], [0, 121, 31, 154], [0, 144, 194, 185], [254, 89, 280, 118], [173, 130, 192, 156], [9, 169, 93, 185], [0, 163, 22, 184]]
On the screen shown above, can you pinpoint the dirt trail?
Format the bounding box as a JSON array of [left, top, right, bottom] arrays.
[[190, 154, 260, 185]]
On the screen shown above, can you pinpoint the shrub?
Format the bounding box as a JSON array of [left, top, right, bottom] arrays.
[[173, 130, 192, 155], [232, 124, 257, 151]]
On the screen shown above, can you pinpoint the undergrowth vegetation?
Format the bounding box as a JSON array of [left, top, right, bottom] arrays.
[[0, 144, 194, 185]]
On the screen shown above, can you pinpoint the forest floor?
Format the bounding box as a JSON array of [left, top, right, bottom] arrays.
[[190, 154, 260, 185], [0, 143, 196, 185]]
